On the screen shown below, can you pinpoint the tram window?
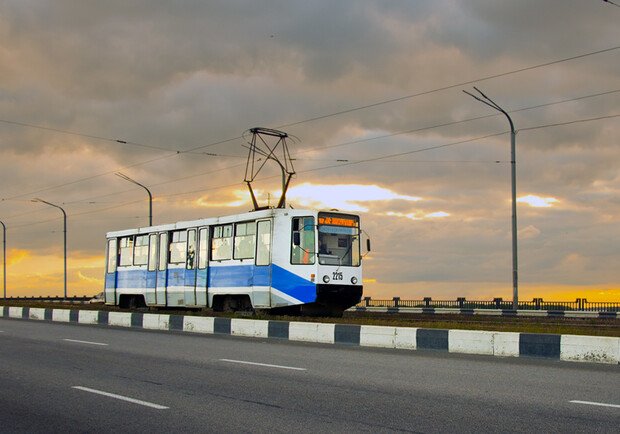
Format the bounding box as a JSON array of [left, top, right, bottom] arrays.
[[291, 216, 315, 265], [186, 229, 196, 269], [147, 234, 158, 271], [158, 233, 167, 271], [255, 221, 271, 266], [198, 228, 208, 269], [170, 230, 187, 264], [119, 236, 134, 267], [107, 239, 117, 273], [134, 235, 149, 266], [234, 222, 255, 260], [211, 224, 232, 261]]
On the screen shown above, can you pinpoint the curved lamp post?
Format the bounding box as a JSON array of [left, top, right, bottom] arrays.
[[115, 172, 153, 226], [464, 87, 519, 310], [32, 198, 67, 299]]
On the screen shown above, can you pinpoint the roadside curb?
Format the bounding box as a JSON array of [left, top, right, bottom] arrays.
[[2, 305, 619, 365]]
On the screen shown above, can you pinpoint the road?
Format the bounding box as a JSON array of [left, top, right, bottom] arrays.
[[0, 317, 618, 433]]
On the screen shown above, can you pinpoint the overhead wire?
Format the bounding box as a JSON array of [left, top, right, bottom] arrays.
[[2, 90, 618, 221], [5, 110, 618, 230], [25, 87, 619, 212], [1, 45, 618, 204]]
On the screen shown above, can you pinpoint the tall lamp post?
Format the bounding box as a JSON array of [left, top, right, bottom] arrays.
[[32, 198, 67, 299], [464, 87, 519, 310], [1, 220, 6, 299], [115, 172, 153, 226]]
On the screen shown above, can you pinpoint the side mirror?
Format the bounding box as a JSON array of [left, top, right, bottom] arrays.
[[293, 232, 301, 246], [366, 238, 371, 252]]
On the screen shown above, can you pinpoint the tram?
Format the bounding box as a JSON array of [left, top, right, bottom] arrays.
[[103, 208, 368, 315]]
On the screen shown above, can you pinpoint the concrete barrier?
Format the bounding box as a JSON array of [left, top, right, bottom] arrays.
[[560, 335, 620, 364], [231, 318, 269, 338], [52, 309, 71, 322], [78, 310, 99, 325], [1, 305, 618, 365], [360, 325, 396, 348], [108, 312, 131, 328], [29, 308, 46, 321], [183, 315, 214, 334], [449, 330, 494, 355], [289, 322, 335, 343]]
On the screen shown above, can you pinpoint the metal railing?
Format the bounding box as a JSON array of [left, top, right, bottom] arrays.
[[358, 297, 620, 312], [0, 296, 93, 303]]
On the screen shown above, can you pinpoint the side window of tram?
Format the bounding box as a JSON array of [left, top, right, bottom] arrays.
[[255, 221, 271, 266], [107, 239, 117, 273], [169, 230, 187, 264], [198, 228, 208, 269], [211, 225, 232, 261], [158, 233, 167, 271], [291, 217, 315, 265], [234, 222, 255, 260], [133, 235, 149, 266], [186, 229, 196, 269], [147, 234, 158, 272], [119, 236, 134, 267]]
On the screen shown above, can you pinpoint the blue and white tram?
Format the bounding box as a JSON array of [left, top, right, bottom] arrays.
[[104, 208, 367, 314]]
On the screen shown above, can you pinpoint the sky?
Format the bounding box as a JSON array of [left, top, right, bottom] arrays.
[[1, 0, 619, 302]]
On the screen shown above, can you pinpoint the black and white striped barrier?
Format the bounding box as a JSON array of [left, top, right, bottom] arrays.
[[2, 306, 618, 365], [350, 306, 619, 318]]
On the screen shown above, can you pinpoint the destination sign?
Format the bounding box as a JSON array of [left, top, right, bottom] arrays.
[[318, 214, 359, 228]]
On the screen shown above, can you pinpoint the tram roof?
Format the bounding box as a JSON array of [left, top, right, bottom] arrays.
[[105, 208, 353, 238]]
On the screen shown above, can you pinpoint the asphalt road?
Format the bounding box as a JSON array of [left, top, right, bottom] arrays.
[[0, 318, 618, 433]]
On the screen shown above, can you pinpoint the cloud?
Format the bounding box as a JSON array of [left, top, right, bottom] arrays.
[[287, 183, 421, 212], [1, 1, 618, 300], [6, 249, 30, 266], [517, 195, 559, 208]]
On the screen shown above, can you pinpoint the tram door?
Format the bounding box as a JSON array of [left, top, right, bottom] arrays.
[[184, 229, 197, 305], [155, 232, 168, 305], [145, 234, 158, 304], [104, 238, 117, 303], [195, 227, 209, 306], [253, 220, 272, 308]]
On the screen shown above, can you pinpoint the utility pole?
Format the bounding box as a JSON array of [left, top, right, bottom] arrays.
[[115, 172, 153, 226], [1, 220, 6, 299], [464, 87, 519, 310], [32, 199, 67, 299]]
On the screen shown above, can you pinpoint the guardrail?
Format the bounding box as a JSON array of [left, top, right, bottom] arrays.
[[358, 297, 620, 312], [0, 296, 93, 303], [2, 295, 620, 313]]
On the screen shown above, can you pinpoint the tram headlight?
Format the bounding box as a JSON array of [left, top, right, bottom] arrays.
[[322, 275, 330, 283], [351, 277, 358, 285]]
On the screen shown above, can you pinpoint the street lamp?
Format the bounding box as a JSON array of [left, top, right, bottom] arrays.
[[1, 220, 6, 299], [115, 172, 153, 226], [464, 87, 519, 310], [32, 198, 67, 299]]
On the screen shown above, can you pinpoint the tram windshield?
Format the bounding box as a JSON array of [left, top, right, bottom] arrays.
[[317, 213, 360, 267]]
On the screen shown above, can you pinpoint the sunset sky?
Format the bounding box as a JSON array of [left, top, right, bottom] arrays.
[[1, 1, 619, 302]]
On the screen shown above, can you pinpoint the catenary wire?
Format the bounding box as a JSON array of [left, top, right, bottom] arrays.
[[1, 45, 618, 202]]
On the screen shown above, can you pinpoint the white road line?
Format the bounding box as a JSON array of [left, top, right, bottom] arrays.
[[570, 400, 620, 409], [220, 359, 307, 371], [63, 338, 108, 346], [72, 386, 169, 410]]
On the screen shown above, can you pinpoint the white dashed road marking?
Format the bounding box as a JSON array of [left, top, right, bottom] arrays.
[[570, 400, 620, 409], [72, 386, 169, 409], [220, 359, 307, 371], [63, 338, 108, 346]]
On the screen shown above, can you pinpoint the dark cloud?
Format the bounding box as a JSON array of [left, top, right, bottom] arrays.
[[1, 0, 619, 297]]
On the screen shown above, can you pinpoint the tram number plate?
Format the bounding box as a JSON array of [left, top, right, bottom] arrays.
[[332, 272, 343, 281]]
